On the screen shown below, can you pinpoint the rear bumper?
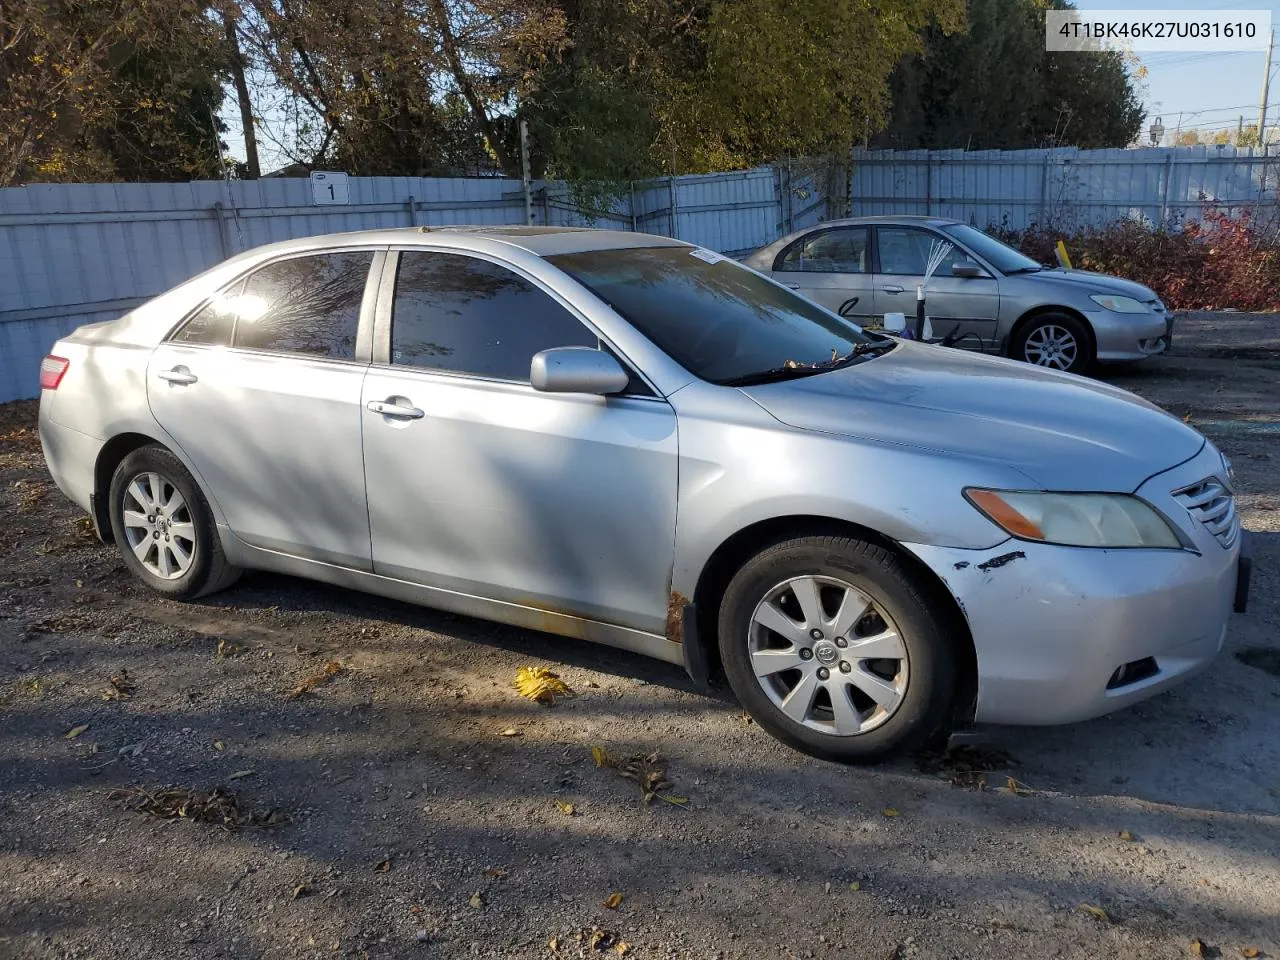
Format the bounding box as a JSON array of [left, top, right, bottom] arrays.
[[38, 397, 101, 515]]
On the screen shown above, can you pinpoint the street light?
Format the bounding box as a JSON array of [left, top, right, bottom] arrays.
[[1149, 117, 1165, 146]]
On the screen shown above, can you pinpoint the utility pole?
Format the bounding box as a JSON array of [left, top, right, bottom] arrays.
[[1259, 30, 1274, 147], [1238, 114, 1245, 145], [519, 118, 533, 226], [1173, 111, 1183, 145]]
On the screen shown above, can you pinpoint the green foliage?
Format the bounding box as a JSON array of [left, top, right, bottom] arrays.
[[879, 0, 1144, 150]]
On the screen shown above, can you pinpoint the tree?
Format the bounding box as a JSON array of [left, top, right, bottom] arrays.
[[876, 0, 1144, 150], [0, 0, 227, 185]]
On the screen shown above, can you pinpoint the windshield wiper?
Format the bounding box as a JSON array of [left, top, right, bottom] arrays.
[[720, 340, 896, 386]]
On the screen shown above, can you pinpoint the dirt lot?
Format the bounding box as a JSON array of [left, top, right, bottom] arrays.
[[2, 315, 1278, 960]]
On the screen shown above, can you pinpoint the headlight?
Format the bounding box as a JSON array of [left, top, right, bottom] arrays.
[[1089, 294, 1149, 314], [965, 489, 1182, 548]]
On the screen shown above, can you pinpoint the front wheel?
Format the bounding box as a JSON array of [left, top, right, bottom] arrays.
[[1011, 312, 1093, 374], [718, 536, 956, 764]]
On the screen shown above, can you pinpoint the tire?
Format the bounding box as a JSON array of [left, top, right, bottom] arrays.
[[1011, 312, 1093, 374], [718, 535, 956, 764], [107, 445, 240, 599]]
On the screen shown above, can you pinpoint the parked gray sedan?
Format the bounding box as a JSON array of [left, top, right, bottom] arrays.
[[742, 216, 1173, 373], [39, 227, 1247, 763]]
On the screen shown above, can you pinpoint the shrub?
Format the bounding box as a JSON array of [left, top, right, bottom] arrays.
[[991, 210, 1280, 312]]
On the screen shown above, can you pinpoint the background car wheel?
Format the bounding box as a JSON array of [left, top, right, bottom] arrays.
[[108, 445, 240, 599], [718, 535, 956, 764], [1012, 313, 1093, 374]]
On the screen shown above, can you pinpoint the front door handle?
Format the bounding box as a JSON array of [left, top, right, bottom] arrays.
[[880, 285, 905, 294], [367, 400, 424, 420], [782, 282, 800, 289], [157, 367, 198, 385]]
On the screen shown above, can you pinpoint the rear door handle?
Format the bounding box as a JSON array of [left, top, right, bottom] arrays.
[[157, 368, 198, 385], [367, 400, 424, 420], [782, 282, 800, 289], [880, 285, 905, 294]]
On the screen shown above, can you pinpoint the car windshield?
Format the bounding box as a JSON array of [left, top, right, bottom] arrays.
[[547, 246, 882, 385], [938, 223, 1043, 274]]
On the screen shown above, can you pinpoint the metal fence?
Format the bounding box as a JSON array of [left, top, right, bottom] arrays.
[[849, 144, 1279, 231], [3, 144, 1277, 402], [0, 167, 828, 402]]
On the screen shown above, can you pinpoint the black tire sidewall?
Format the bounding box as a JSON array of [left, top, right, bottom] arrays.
[[1013, 313, 1093, 374], [718, 538, 955, 764], [108, 446, 216, 598]]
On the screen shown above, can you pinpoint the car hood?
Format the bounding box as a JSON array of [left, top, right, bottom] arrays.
[[1020, 267, 1159, 302], [739, 343, 1203, 491]]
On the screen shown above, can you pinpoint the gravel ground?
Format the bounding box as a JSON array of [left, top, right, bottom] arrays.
[[2, 313, 1278, 960]]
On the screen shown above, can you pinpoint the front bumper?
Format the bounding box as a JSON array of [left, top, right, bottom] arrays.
[[1093, 308, 1174, 362], [906, 444, 1241, 727]]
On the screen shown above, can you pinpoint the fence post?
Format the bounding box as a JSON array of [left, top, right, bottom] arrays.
[[1160, 154, 1173, 223], [406, 196, 417, 227], [925, 157, 933, 216], [1038, 156, 1049, 226], [668, 176, 679, 239], [629, 181, 637, 232]]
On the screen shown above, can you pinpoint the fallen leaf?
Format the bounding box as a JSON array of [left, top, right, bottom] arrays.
[[514, 666, 573, 704], [1119, 829, 1135, 842], [227, 770, 255, 780], [1241, 948, 1260, 958], [216, 638, 246, 658], [1006, 776, 1020, 796], [499, 727, 521, 737], [213, 740, 225, 752], [482, 867, 508, 878], [109, 786, 288, 830], [615, 943, 631, 956], [591, 746, 612, 768], [1190, 940, 1206, 957], [469, 892, 484, 909], [1079, 902, 1111, 922], [374, 858, 393, 873], [289, 660, 344, 698], [556, 800, 576, 816], [102, 669, 135, 701], [603, 892, 623, 909], [292, 883, 312, 899], [850, 881, 861, 891], [882, 807, 900, 818], [548, 936, 559, 952], [64, 724, 89, 740]]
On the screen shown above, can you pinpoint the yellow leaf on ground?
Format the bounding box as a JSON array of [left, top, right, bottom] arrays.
[[615, 943, 631, 956], [1079, 903, 1110, 922], [1241, 948, 1260, 958], [603, 892, 623, 909], [469, 892, 484, 909], [514, 667, 573, 704], [1119, 829, 1135, 842], [882, 807, 900, 818], [499, 727, 520, 737], [1190, 940, 1206, 957], [289, 660, 344, 698], [213, 740, 225, 752], [850, 882, 861, 891], [556, 800, 575, 816], [228, 770, 255, 780], [592, 746, 612, 768], [65, 724, 89, 740]]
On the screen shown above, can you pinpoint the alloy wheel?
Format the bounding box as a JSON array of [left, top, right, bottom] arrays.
[[748, 575, 909, 736], [1023, 324, 1079, 370], [121, 471, 196, 580]]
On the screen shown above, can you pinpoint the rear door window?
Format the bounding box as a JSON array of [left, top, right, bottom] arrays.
[[231, 252, 374, 359]]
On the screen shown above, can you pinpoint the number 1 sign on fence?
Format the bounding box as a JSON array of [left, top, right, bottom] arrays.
[[310, 172, 350, 205]]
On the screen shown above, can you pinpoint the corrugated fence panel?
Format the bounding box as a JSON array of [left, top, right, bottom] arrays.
[[4, 151, 1277, 401]]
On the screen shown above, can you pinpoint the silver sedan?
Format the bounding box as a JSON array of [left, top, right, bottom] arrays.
[[38, 226, 1248, 763], [742, 216, 1174, 374]]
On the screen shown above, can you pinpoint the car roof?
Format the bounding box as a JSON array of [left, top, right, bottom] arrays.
[[813, 215, 964, 228], [225, 226, 691, 261]]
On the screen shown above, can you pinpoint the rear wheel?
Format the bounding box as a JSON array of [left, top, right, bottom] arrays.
[[108, 445, 239, 599], [718, 535, 956, 764], [1011, 312, 1093, 374]]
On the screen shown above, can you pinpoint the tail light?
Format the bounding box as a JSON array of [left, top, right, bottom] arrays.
[[40, 355, 70, 390]]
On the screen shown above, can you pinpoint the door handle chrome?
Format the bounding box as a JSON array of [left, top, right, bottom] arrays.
[[880, 285, 905, 294], [782, 282, 800, 289], [367, 400, 424, 420], [157, 368, 198, 385]]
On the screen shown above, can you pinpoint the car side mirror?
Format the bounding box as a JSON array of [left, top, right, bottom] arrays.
[[951, 261, 985, 279], [530, 347, 630, 396]]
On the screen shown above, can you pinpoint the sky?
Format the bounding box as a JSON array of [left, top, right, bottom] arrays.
[[1071, 0, 1278, 141]]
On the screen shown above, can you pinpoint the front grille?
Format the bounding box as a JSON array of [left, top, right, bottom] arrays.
[[1173, 477, 1239, 548]]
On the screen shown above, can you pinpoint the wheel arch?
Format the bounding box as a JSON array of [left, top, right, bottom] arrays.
[[1006, 305, 1096, 362], [92, 433, 166, 543], [688, 515, 978, 725]]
